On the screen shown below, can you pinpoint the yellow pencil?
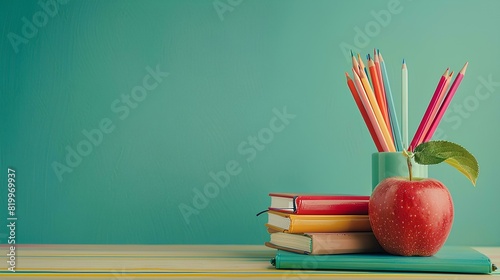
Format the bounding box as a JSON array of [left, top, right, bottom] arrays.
[[351, 69, 390, 152], [357, 53, 369, 80], [359, 65, 396, 152]]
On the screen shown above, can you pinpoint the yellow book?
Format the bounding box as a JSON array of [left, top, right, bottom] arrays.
[[265, 210, 371, 233]]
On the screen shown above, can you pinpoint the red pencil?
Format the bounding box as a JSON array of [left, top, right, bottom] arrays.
[[374, 50, 390, 132], [345, 72, 383, 152]]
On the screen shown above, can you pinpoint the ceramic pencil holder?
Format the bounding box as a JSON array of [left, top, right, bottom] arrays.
[[371, 152, 428, 190]]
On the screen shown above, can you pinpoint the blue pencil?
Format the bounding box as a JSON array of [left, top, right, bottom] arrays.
[[378, 51, 403, 151]]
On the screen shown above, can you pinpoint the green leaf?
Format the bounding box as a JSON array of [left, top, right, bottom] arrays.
[[413, 140, 479, 186]]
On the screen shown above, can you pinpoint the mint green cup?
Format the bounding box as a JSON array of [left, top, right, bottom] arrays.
[[372, 152, 428, 190]]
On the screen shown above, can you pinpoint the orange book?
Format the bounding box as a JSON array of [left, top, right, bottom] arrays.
[[265, 210, 372, 233]]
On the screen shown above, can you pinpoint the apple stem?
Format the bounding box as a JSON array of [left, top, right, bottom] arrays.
[[403, 150, 414, 181], [407, 156, 413, 181]]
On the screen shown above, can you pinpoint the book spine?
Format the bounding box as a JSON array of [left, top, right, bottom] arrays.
[[295, 198, 368, 215], [273, 251, 492, 273], [311, 233, 382, 254], [288, 216, 372, 233]]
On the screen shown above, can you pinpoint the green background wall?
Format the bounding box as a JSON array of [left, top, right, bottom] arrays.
[[1, 0, 499, 245]]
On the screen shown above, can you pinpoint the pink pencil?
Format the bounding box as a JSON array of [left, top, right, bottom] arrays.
[[408, 68, 449, 151], [345, 72, 383, 151], [421, 71, 454, 144], [424, 63, 468, 143], [351, 68, 390, 152], [351, 50, 360, 76]]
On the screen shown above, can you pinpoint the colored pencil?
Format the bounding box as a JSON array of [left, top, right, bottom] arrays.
[[408, 68, 449, 151], [368, 55, 388, 122], [351, 69, 390, 152], [420, 71, 454, 144], [375, 50, 386, 99], [345, 49, 469, 154], [374, 50, 391, 135], [351, 51, 360, 76], [357, 53, 370, 84], [379, 51, 403, 151], [424, 62, 468, 142], [345, 72, 383, 152], [402, 59, 408, 149], [358, 66, 396, 152]]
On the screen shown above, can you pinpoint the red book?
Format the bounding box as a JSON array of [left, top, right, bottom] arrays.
[[268, 193, 369, 215]]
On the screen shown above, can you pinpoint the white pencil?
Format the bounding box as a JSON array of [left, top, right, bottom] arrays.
[[402, 59, 408, 149]]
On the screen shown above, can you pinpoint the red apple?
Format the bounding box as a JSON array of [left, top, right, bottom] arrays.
[[369, 177, 454, 256]]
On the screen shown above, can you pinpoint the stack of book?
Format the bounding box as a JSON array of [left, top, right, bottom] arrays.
[[263, 193, 383, 255], [264, 193, 496, 274]]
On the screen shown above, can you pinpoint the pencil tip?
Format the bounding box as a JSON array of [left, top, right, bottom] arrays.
[[350, 50, 354, 57], [367, 54, 371, 60], [461, 62, 469, 74], [377, 49, 380, 54], [402, 59, 405, 64]]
